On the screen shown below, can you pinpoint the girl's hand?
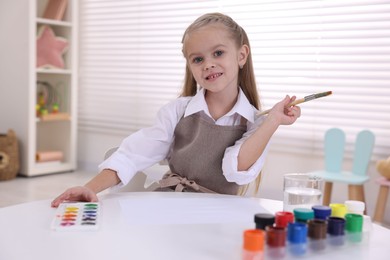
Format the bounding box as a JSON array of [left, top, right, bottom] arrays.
[[268, 95, 301, 126], [51, 186, 98, 208]]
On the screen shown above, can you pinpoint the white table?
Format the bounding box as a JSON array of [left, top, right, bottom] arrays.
[[0, 192, 389, 260]]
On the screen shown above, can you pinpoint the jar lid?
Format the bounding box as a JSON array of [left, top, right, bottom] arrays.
[[243, 229, 264, 251], [254, 213, 275, 230], [293, 208, 314, 221], [345, 213, 363, 233], [275, 211, 294, 228], [330, 203, 347, 218], [327, 217, 345, 236], [344, 200, 365, 213], [287, 222, 307, 244], [312, 205, 331, 219]]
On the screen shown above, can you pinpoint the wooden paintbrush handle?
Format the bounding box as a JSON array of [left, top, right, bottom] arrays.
[[258, 98, 304, 115], [289, 98, 305, 106]]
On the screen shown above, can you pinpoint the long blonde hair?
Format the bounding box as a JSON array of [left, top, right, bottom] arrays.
[[180, 13, 263, 196], [180, 13, 260, 110]]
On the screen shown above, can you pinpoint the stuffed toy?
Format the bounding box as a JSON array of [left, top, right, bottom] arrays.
[[376, 157, 390, 180], [0, 129, 20, 181], [36, 25, 69, 69]]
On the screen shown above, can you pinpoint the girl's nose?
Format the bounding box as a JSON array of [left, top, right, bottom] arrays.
[[204, 64, 216, 71]]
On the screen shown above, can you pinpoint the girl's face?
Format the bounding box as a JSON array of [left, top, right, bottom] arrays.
[[183, 24, 248, 96]]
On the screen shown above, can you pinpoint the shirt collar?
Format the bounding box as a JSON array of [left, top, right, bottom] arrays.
[[184, 87, 255, 123]]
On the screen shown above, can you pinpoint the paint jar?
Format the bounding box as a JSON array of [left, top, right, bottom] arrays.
[[343, 201, 370, 243], [345, 200, 365, 215], [287, 222, 308, 256], [242, 229, 264, 260], [308, 219, 327, 251], [283, 173, 323, 212], [330, 203, 347, 218], [293, 208, 314, 223], [361, 215, 373, 244], [275, 211, 294, 228], [345, 213, 363, 243], [265, 226, 286, 259], [327, 217, 345, 247], [254, 213, 275, 230], [312, 205, 331, 220]]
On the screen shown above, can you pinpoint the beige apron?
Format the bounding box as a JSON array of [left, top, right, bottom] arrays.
[[157, 112, 246, 195]]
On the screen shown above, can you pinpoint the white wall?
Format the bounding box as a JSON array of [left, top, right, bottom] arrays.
[[77, 131, 124, 171], [77, 130, 389, 226]]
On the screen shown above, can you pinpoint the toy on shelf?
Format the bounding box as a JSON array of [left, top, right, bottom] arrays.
[[36, 25, 69, 69], [36, 81, 69, 121]]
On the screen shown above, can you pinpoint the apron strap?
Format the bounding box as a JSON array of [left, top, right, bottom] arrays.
[[159, 173, 217, 193]]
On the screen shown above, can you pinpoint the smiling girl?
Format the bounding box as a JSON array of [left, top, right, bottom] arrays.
[[52, 13, 300, 207]]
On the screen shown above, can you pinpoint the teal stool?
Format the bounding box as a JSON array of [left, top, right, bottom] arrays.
[[309, 128, 375, 207]]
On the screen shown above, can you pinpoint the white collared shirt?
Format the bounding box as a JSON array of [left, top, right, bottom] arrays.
[[99, 88, 268, 187]]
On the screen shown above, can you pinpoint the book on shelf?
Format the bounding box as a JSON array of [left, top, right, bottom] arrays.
[[36, 150, 64, 163], [43, 0, 69, 21]]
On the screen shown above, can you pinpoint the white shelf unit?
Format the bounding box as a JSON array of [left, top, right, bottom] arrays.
[[0, 0, 78, 176]]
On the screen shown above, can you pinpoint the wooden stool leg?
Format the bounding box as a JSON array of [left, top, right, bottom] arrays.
[[348, 185, 365, 202], [348, 184, 366, 214], [373, 185, 389, 223], [323, 182, 333, 206]]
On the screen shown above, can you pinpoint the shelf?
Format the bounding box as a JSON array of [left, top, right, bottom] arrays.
[[36, 17, 72, 27], [35, 160, 63, 167], [33, 161, 74, 175], [0, 0, 79, 177], [37, 113, 71, 122], [0, 0, 78, 176], [37, 68, 72, 75]]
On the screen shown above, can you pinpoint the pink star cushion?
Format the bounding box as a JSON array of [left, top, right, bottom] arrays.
[[36, 25, 69, 69]]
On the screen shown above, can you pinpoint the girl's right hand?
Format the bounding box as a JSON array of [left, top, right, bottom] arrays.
[[51, 186, 98, 208], [268, 95, 301, 126]]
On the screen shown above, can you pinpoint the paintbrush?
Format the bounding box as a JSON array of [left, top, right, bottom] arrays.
[[258, 91, 332, 115]]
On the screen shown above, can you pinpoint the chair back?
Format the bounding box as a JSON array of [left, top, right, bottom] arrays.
[[352, 130, 375, 176], [324, 128, 345, 173], [104, 147, 118, 160], [103, 147, 163, 192]]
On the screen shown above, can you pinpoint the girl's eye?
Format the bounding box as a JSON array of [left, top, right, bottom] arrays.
[[214, 50, 224, 57], [192, 57, 203, 64]]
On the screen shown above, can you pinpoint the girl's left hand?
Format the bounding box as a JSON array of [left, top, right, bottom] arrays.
[[268, 95, 301, 125]]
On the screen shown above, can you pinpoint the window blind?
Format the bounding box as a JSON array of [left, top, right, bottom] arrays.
[[78, 0, 390, 160]]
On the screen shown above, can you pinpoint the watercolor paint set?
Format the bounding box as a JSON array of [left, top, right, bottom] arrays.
[[51, 202, 100, 231]]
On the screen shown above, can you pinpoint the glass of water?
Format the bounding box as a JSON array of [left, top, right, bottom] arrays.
[[283, 173, 323, 212]]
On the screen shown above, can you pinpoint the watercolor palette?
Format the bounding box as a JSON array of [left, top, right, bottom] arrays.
[[51, 202, 100, 231]]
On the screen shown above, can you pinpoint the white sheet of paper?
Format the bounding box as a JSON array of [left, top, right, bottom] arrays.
[[119, 196, 270, 225]]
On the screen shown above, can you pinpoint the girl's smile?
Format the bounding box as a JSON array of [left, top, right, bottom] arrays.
[[205, 72, 223, 81]]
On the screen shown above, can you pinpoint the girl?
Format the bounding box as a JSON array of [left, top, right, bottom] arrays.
[[51, 13, 300, 207]]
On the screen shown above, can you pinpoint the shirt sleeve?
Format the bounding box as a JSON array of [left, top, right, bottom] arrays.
[[222, 114, 269, 185], [98, 98, 188, 187]]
